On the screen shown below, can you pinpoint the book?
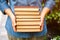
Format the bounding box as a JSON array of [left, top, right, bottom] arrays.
[[16, 26, 40, 29], [15, 11, 40, 15], [16, 28, 40, 32], [16, 19, 40, 22], [16, 16, 40, 19], [14, 6, 39, 12], [16, 21, 40, 25]]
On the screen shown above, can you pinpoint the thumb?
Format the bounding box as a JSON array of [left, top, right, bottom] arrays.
[[12, 21, 17, 32], [14, 22, 17, 32]]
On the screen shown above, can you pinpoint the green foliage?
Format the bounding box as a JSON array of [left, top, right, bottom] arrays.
[[52, 36, 60, 40], [46, 11, 60, 23]]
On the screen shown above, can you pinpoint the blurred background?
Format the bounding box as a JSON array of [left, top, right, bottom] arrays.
[[0, 0, 60, 40], [44, 0, 60, 40], [0, 11, 8, 40]]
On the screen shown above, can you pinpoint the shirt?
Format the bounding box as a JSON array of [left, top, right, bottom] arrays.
[[0, 0, 55, 38]]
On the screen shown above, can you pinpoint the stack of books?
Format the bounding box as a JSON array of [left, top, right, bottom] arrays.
[[14, 6, 41, 32]]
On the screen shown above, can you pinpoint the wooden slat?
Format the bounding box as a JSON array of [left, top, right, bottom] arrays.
[[15, 11, 40, 15], [16, 26, 40, 29], [16, 16, 40, 19], [16, 21, 40, 25], [16, 28, 40, 32], [16, 19, 40, 22]]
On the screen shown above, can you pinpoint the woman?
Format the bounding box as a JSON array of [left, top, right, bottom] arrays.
[[0, 0, 55, 40]]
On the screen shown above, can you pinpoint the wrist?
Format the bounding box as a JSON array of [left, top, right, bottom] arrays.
[[4, 8, 14, 17], [10, 13, 15, 19], [41, 13, 45, 19]]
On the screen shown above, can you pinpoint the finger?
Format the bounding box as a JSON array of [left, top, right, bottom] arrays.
[[40, 22, 44, 31], [13, 25, 16, 32], [14, 16, 17, 32], [12, 21, 17, 32], [40, 24, 44, 31], [40, 19, 43, 26], [14, 23, 16, 31]]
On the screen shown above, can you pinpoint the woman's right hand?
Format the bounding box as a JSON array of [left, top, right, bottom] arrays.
[[4, 8, 16, 32], [10, 14, 16, 32]]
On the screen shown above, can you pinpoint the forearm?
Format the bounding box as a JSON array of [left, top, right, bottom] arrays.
[[41, 0, 55, 19], [4, 8, 16, 31], [41, 7, 50, 20]]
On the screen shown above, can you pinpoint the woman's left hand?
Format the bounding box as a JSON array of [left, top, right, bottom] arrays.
[[40, 15, 44, 31]]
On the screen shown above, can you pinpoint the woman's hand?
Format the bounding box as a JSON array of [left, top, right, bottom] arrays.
[[4, 8, 16, 32], [10, 14, 16, 32], [40, 7, 50, 31], [40, 14, 44, 31]]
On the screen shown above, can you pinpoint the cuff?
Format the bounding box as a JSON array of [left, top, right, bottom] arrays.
[[0, 1, 9, 13], [44, 0, 55, 10]]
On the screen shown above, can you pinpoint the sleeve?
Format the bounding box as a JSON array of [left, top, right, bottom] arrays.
[[44, 0, 55, 10], [0, 0, 10, 13]]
